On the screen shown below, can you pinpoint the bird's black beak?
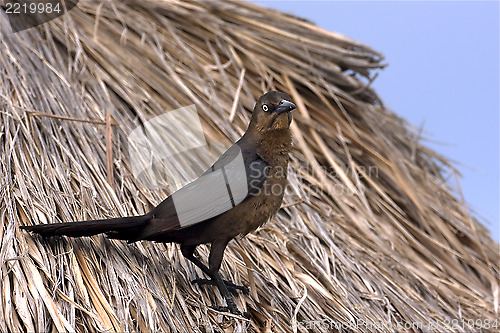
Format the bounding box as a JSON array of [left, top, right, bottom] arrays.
[[276, 100, 296, 114]]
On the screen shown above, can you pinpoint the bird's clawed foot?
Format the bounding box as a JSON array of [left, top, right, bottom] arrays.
[[209, 303, 250, 318], [192, 278, 249, 295]]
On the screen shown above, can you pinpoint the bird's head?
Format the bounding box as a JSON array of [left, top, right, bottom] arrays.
[[249, 91, 296, 132]]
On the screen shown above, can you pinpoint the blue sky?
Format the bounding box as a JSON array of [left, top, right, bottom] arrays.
[[255, 1, 499, 241]]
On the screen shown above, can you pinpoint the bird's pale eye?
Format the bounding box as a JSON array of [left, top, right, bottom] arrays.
[[262, 104, 269, 112]]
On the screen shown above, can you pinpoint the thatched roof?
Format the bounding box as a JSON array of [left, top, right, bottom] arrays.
[[1, 1, 498, 332]]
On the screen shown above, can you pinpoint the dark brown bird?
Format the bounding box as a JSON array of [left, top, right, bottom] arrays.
[[21, 91, 296, 316]]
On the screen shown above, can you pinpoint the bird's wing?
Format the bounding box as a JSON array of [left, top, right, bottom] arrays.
[[135, 143, 269, 239], [202, 143, 242, 175], [205, 143, 269, 195]]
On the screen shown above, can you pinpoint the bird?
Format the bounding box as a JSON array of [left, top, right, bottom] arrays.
[[21, 91, 296, 317]]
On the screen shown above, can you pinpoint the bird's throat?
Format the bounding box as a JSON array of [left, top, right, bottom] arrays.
[[255, 128, 292, 164], [270, 112, 292, 130]]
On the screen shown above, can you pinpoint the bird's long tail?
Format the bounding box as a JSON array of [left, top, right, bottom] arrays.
[[20, 215, 149, 238]]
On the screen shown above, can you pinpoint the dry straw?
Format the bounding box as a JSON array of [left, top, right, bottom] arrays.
[[1, 1, 498, 332]]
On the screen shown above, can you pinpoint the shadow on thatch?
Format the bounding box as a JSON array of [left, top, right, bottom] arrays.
[[1, 1, 498, 332]]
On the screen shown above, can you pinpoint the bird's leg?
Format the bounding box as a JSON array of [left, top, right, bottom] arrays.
[[181, 242, 247, 316], [181, 244, 213, 276], [206, 240, 247, 316], [181, 244, 249, 295]]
